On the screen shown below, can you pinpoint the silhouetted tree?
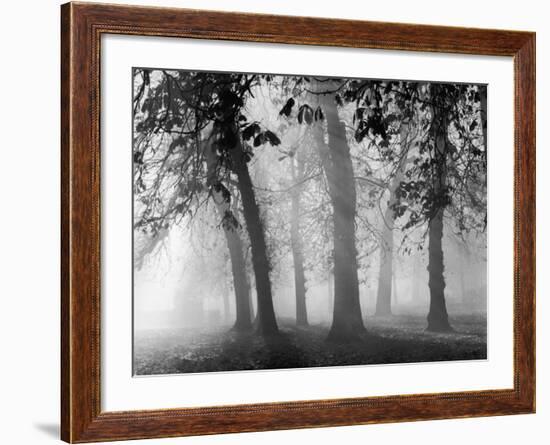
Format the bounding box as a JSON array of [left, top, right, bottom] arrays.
[[133, 69, 282, 336]]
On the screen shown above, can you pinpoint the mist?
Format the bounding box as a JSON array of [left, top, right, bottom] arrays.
[[133, 69, 487, 374]]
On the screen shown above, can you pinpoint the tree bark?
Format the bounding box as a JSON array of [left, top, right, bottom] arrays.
[[229, 138, 279, 336], [290, 158, 308, 326], [205, 140, 252, 332], [392, 266, 398, 305], [327, 270, 334, 321], [316, 87, 365, 341], [224, 221, 253, 331], [427, 206, 451, 331], [222, 284, 231, 324], [426, 85, 453, 332], [412, 252, 420, 303]]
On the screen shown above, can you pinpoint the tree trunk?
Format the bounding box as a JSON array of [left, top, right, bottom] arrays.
[[375, 123, 409, 316], [375, 206, 394, 316], [224, 223, 253, 331], [222, 284, 231, 324], [427, 206, 451, 331], [426, 85, 453, 332], [459, 247, 466, 305], [412, 253, 420, 303], [327, 270, 334, 321], [392, 266, 398, 306], [204, 139, 252, 332], [230, 139, 279, 336], [290, 158, 308, 326], [316, 87, 365, 341]]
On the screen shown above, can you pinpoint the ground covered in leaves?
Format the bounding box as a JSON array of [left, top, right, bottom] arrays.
[[134, 314, 487, 375]]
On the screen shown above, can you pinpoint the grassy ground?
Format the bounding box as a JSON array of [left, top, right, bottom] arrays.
[[134, 313, 486, 375]]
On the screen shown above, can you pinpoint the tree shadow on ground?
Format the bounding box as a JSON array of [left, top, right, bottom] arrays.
[[134, 314, 487, 375]]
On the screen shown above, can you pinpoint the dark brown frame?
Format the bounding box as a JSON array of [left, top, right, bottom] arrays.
[[61, 2, 536, 442]]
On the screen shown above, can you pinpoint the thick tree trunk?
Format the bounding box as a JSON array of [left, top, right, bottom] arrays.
[[222, 285, 230, 324], [248, 280, 256, 321], [230, 140, 279, 336], [427, 206, 451, 331], [290, 158, 308, 326], [426, 85, 453, 332], [392, 267, 398, 305], [205, 140, 252, 332], [327, 270, 334, 321], [224, 224, 253, 331], [412, 253, 420, 303], [316, 88, 365, 341]]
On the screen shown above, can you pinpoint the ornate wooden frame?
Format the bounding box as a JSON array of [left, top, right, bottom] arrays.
[[61, 2, 536, 442]]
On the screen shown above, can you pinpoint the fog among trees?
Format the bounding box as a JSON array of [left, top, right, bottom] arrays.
[[132, 69, 487, 375]]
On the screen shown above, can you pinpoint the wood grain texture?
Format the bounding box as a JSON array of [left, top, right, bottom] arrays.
[[60, 2, 536, 442]]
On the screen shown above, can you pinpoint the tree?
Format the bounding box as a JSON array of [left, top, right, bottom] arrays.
[[227, 124, 279, 335], [375, 122, 412, 316], [342, 79, 412, 321], [277, 80, 366, 337], [386, 82, 487, 331], [289, 153, 308, 326], [425, 83, 452, 331], [314, 80, 366, 341], [425, 83, 487, 331], [243, 86, 326, 328], [282, 77, 407, 339], [204, 134, 252, 331], [133, 69, 282, 336], [344, 78, 486, 330]]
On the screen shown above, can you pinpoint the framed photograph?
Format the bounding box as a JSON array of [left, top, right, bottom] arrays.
[[61, 2, 535, 442]]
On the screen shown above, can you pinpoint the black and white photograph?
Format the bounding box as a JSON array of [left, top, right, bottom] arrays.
[[1, 0, 545, 443], [132, 68, 488, 376]]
